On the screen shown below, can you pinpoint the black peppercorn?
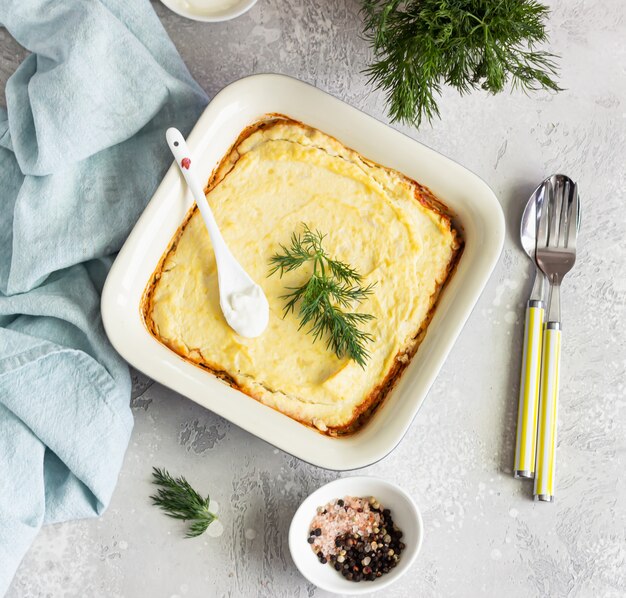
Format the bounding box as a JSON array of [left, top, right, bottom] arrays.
[[309, 498, 403, 584]]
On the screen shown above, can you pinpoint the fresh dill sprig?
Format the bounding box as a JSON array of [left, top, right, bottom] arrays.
[[269, 224, 376, 368], [150, 467, 217, 538], [361, 0, 562, 126]]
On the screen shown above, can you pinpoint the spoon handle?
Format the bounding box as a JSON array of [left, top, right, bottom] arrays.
[[165, 128, 231, 268], [513, 298, 545, 479]]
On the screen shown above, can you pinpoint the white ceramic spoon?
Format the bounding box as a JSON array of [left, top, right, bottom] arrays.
[[166, 128, 269, 338]]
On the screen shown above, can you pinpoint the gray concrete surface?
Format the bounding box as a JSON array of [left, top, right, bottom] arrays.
[[2, 0, 626, 596]]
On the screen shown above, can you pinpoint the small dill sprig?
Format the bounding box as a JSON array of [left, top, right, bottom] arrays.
[[361, 0, 562, 127], [269, 224, 376, 368], [150, 467, 217, 538]]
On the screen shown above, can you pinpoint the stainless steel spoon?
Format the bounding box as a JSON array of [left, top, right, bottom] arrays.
[[513, 180, 549, 479]]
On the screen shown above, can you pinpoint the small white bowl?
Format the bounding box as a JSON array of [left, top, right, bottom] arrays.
[[159, 0, 258, 23], [289, 477, 423, 595]]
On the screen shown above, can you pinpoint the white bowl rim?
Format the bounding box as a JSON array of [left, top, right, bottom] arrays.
[[159, 0, 258, 23], [288, 476, 424, 595]]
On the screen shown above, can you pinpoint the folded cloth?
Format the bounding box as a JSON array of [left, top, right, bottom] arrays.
[[0, 0, 207, 592]]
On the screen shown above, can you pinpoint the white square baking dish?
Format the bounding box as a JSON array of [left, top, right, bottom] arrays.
[[101, 74, 504, 470]]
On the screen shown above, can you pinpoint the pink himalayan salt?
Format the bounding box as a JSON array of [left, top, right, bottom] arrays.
[[308, 496, 382, 557]]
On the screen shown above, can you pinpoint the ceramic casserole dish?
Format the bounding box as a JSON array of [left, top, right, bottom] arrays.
[[101, 74, 504, 470]]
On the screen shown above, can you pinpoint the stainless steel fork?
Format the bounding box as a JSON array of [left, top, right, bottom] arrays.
[[533, 175, 580, 502]]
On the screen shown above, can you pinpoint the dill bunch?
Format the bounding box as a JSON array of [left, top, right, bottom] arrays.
[[150, 467, 217, 538], [269, 224, 376, 368], [362, 0, 562, 126]]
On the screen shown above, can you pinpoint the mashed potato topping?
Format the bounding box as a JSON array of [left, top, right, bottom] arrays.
[[144, 118, 460, 434]]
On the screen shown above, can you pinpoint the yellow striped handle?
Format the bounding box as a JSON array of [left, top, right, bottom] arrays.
[[514, 302, 544, 478], [534, 324, 561, 501]]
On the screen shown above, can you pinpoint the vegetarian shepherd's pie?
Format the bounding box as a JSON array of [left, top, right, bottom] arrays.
[[142, 116, 462, 435]]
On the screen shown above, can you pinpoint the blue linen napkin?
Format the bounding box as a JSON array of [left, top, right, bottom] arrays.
[[0, 0, 207, 592]]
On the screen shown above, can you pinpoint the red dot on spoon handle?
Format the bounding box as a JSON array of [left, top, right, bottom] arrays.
[[181, 157, 191, 169]]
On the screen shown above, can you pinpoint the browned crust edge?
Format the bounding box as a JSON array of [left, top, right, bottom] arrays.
[[141, 115, 464, 437]]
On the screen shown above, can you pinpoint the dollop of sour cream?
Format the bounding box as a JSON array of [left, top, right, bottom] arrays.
[[221, 284, 269, 338], [183, 0, 240, 15]]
